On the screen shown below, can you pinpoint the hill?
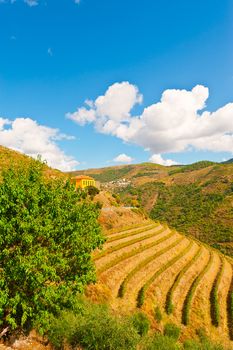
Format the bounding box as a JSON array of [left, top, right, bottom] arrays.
[[0, 147, 232, 348], [0, 145, 64, 180], [88, 220, 233, 347], [68, 162, 168, 184], [73, 161, 233, 258], [222, 158, 233, 164]]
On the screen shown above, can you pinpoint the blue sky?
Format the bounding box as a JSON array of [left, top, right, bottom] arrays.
[[0, 0, 232, 170]]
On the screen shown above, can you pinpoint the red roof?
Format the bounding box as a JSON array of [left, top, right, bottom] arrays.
[[72, 175, 95, 181]]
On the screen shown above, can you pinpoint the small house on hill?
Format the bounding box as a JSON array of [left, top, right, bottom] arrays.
[[72, 175, 96, 189]]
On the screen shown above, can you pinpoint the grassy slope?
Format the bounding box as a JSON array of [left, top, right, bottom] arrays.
[[0, 145, 64, 180], [75, 161, 233, 258], [90, 220, 233, 347]]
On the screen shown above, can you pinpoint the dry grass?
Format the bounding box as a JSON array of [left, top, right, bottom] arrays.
[[91, 221, 233, 347]]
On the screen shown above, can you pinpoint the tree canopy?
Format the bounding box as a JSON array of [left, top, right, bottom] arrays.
[[0, 160, 104, 333]]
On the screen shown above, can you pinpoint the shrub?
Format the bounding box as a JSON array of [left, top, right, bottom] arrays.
[[87, 185, 100, 199], [184, 340, 202, 350], [210, 259, 224, 327], [141, 334, 181, 350], [137, 287, 145, 308], [154, 306, 162, 322], [48, 302, 140, 350], [184, 337, 228, 350], [0, 161, 104, 333], [164, 323, 181, 341], [130, 312, 150, 336]]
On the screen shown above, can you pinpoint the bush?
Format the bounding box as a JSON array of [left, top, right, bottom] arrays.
[[210, 260, 224, 327], [154, 306, 162, 322], [130, 312, 150, 336], [184, 340, 202, 350], [48, 302, 140, 350], [141, 334, 181, 350], [87, 185, 100, 199], [137, 287, 145, 308], [184, 338, 228, 350], [0, 161, 104, 333], [164, 323, 181, 341]]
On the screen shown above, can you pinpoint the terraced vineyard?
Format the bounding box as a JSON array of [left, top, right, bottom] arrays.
[[91, 221, 233, 346]]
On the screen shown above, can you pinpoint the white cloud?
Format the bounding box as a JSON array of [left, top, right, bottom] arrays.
[[0, 117, 79, 171], [0, 0, 39, 5], [66, 81, 142, 131], [68, 82, 233, 156], [24, 0, 38, 6], [113, 153, 133, 163], [47, 47, 53, 56], [149, 154, 178, 166]]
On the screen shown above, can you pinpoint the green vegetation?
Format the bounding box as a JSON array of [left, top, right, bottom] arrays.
[[210, 258, 225, 327], [48, 299, 231, 350], [168, 161, 216, 176], [154, 306, 162, 322], [86, 185, 100, 199], [182, 252, 214, 325], [88, 166, 133, 182], [130, 312, 150, 336], [164, 323, 181, 341], [183, 339, 230, 350], [132, 171, 159, 178], [150, 183, 233, 258], [48, 301, 140, 350], [107, 161, 233, 259], [141, 334, 181, 350], [165, 246, 202, 315], [0, 161, 104, 333]]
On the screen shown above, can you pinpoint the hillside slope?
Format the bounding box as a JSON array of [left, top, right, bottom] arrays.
[[76, 161, 233, 258], [0, 146, 64, 180], [87, 220, 233, 347]]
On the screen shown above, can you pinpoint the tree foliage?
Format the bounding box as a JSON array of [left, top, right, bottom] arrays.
[[149, 183, 233, 257], [0, 160, 104, 332]]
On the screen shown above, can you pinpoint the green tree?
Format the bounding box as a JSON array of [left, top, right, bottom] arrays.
[[86, 185, 100, 199], [0, 160, 104, 333]]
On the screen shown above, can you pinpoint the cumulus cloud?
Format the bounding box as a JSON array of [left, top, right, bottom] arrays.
[[66, 81, 142, 131], [0, 117, 79, 171], [0, 0, 39, 5], [149, 154, 178, 166], [24, 0, 38, 6], [68, 82, 233, 156], [113, 153, 134, 163]]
